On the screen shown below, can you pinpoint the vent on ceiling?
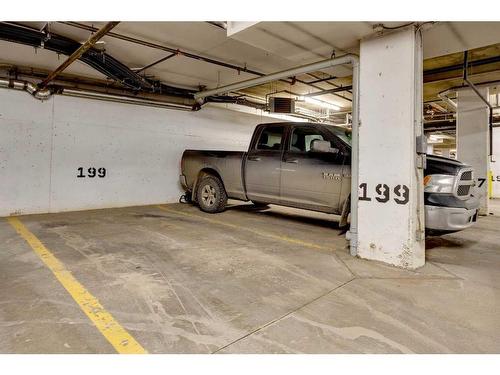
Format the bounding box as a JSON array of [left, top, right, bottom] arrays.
[[269, 97, 295, 114]]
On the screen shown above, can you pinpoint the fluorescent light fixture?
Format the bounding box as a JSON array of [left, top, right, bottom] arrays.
[[298, 96, 340, 111], [428, 135, 444, 144], [429, 133, 454, 140], [269, 114, 309, 122], [80, 40, 106, 45]]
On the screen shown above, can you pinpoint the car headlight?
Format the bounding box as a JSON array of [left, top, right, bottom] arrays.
[[424, 174, 455, 193]]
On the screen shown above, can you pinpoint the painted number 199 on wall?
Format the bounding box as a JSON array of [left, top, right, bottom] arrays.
[[77, 167, 106, 178]]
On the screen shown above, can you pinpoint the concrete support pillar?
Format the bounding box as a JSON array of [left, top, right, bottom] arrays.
[[493, 127, 500, 198], [442, 148, 451, 158], [456, 88, 490, 215], [357, 27, 425, 269]]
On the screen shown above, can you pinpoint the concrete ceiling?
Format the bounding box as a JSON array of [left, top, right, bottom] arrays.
[[2, 21, 500, 116]]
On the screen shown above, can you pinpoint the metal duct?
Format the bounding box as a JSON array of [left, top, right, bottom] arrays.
[[61, 88, 192, 110], [0, 77, 52, 100], [0, 77, 192, 109]]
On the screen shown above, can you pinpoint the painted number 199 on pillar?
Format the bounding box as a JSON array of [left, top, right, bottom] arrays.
[[359, 182, 409, 205]]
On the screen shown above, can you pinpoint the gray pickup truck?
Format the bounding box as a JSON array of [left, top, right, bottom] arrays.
[[180, 122, 479, 233]]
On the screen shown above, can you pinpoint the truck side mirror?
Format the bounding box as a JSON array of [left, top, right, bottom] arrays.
[[311, 139, 338, 154]]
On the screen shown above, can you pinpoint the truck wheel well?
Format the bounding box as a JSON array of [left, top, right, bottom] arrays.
[[194, 168, 225, 201]]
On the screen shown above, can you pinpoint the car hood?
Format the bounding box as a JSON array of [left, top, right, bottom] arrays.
[[426, 154, 468, 175]]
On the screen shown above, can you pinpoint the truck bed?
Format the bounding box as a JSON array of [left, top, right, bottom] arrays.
[[181, 149, 248, 201]]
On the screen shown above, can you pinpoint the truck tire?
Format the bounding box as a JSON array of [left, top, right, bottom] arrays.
[[196, 175, 227, 213]]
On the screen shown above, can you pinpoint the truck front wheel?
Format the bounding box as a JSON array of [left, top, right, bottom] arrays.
[[196, 175, 228, 213]]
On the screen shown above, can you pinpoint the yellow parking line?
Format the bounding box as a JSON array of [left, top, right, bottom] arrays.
[[157, 205, 330, 251], [488, 170, 493, 199], [7, 217, 147, 354]]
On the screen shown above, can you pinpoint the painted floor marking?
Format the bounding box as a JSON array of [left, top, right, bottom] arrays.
[[7, 217, 147, 354]]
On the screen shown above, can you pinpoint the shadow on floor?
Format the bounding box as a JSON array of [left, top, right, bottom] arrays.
[[425, 235, 476, 250], [225, 203, 341, 230]]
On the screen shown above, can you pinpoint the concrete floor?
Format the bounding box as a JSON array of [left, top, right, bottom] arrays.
[[1, 199, 499, 353]]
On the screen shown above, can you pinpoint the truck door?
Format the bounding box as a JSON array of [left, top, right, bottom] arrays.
[[244, 124, 285, 204], [280, 125, 345, 213]]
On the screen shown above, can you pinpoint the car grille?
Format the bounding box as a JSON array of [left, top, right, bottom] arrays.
[[455, 168, 474, 199], [460, 170, 473, 181], [457, 184, 471, 196]]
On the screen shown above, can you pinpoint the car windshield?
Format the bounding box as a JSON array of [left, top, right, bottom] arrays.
[[327, 126, 352, 146]]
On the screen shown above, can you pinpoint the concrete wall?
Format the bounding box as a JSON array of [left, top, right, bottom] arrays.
[[0, 88, 268, 216], [493, 127, 500, 198]]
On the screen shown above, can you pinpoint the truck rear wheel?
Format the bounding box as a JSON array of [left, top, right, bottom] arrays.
[[196, 175, 227, 213]]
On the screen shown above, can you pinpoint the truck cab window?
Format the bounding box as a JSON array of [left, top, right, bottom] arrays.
[[256, 126, 284, 150], [290, 127, 327, 152]]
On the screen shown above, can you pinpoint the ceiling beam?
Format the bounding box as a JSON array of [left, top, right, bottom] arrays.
[[424, 55, 500, 84], [305, 85, 353, 97], [425, 55, 500, 76], [37, 21, 119, 90], [306, 75, 338, 84]]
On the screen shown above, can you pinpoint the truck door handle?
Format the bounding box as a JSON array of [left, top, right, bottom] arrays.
[[248, 156, 261, 161], [284, 158, 298, 164]]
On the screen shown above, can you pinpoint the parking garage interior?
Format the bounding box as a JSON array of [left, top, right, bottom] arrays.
[[1, 5, 500, 366]]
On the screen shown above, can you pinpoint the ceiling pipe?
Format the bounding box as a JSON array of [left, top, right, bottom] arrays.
[[0, 77, 192, 109], [194, 54, 357, 103], [1, 71, 295, 114], [424, 54, 500, 78], [305, 85, 353, 97], [0, 77, 52, 100], [133, 52, 177, 74], [462, 52, 492, 110], [0, 22, 167, 93], [37, 22, 120, 91], [428, 102, 448, 113], [195, 53, 360, 256], [1, 76, 289, 113], [436, 79, 500, 112], [437, 89, 457, 111], [424, 126, 457, 132], [62, 88, 192, 110], [306, 75, 338, 84], [0, 65, 197, 106]]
